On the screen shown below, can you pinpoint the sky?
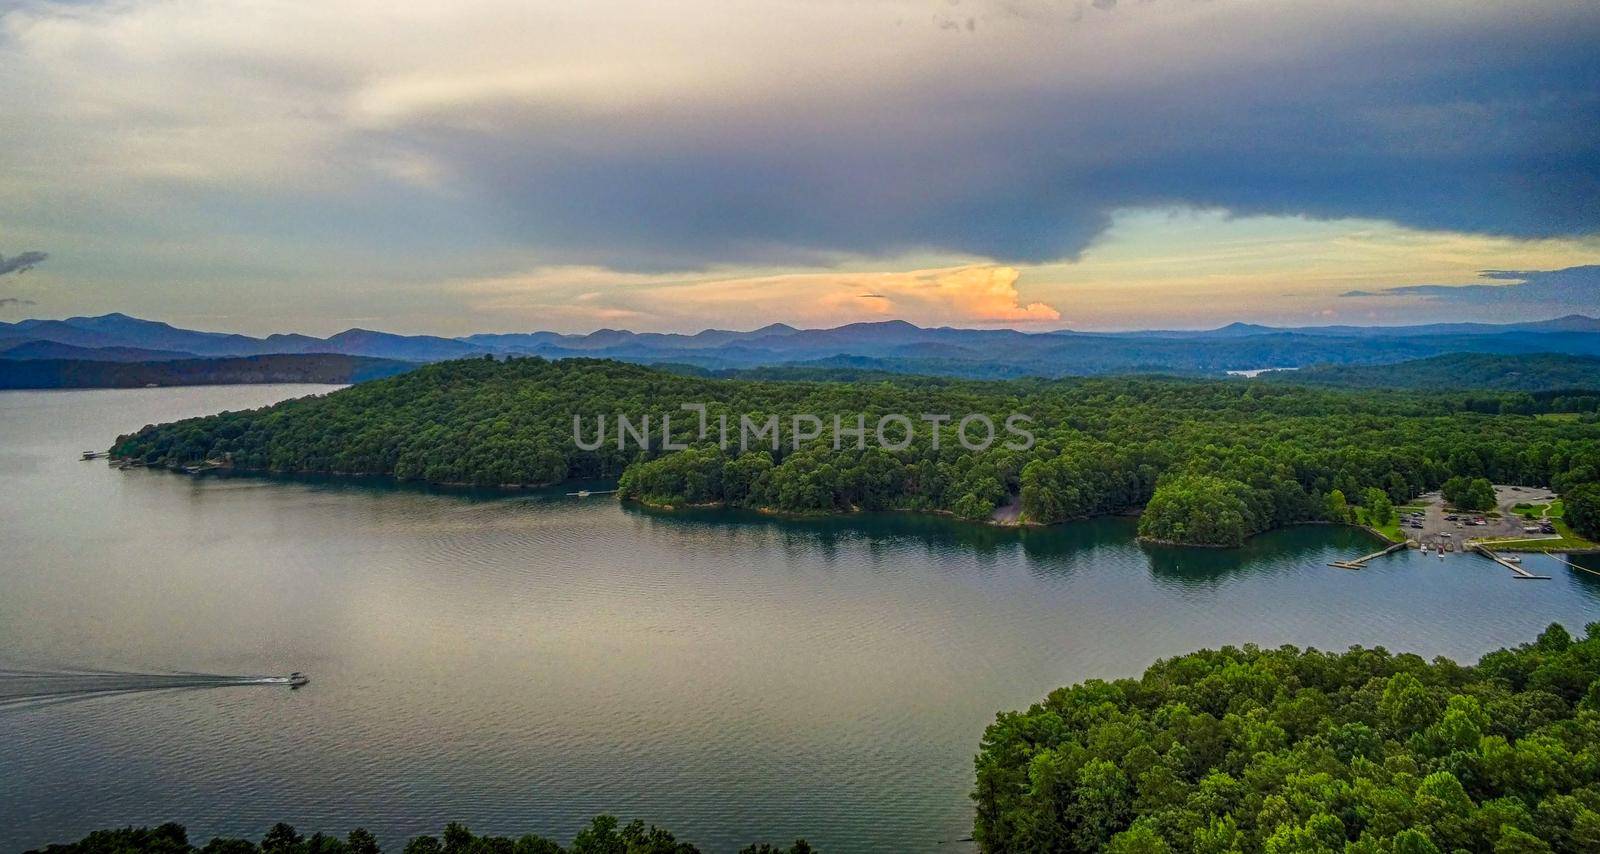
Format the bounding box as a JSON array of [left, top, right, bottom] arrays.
[[0, 0, 1597, 336]]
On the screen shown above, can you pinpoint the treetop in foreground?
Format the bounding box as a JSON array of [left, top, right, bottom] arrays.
[[974, 623, 1600, 853], [27, 815, 813, 854]]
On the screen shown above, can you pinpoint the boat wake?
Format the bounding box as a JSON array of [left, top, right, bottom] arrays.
[[0, 667, 300, 711]]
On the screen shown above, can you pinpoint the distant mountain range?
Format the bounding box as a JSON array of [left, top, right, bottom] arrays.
[[1107, 315, 1600, 339], [0, 313, 482, 362], [3, 312, 1598, 378]]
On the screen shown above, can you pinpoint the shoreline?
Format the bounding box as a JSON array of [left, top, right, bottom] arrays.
[[112, 460, 1598, 554]]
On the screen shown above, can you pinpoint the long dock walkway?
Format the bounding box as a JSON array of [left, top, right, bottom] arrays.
[[1471, 544, 1551, 580], [1329, 540, 1409, 570]]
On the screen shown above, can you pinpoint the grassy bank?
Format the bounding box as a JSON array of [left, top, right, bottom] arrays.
[[1354, 506, 1406, 543], [1488, 501, 1600, 552]]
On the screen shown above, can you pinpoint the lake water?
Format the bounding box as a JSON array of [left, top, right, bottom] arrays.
[[3, 386, 1599, 853]]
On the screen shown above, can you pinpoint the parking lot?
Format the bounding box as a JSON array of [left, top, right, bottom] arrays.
[[1402, 485, 1558, 550]]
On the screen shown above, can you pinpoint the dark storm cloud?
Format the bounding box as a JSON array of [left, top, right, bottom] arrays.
[[0, 251, 48, 277], [373, 5, 1600, 272], [1342, 266, 1600, 309]]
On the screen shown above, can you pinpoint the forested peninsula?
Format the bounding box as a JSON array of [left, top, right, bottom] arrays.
[[109, 357, 1600, 547]]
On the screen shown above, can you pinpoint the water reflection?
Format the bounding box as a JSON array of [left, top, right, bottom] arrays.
[[624, 502, 1066, 563], [5, 387, 1600, 854], [622, 502, 1396, 591], [193, 473, 1600, 605], [1558, 553, 1600, 596]]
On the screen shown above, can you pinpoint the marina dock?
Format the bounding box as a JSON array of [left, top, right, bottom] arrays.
[[1329, 540, 1409, 570], [1471, 544, 1551, 579]]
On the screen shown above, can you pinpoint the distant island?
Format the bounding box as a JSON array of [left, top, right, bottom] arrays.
[[0, 353, 415, 390], [108, 357, 1600, 548]]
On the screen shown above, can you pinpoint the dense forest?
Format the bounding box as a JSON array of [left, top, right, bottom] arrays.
[[0, 354, 415, 389], [1568, 485, 1600, 541], [110, 357, 1600, 547], [974, 623, 1600, 853], [1266, 353, 1600, 398], [27, 816, 811, 854]]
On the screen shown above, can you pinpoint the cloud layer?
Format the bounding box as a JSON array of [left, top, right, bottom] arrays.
[[1, 1, 1598, 335], [0, 251, 47, 277], [456, 263, 1061, 330], [2, 0, 1597, 278], [1341, 265, 1600, 312]]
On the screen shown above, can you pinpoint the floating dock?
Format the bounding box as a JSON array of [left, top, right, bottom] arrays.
[[1330, 540, 1409, 570], [1471, 544, 1551, 579]]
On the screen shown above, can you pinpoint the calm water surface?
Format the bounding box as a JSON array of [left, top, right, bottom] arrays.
[[3, 386, 1599, 853]]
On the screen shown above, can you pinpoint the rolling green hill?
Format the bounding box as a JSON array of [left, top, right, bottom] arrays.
[[1265, 352, 1600, 393]]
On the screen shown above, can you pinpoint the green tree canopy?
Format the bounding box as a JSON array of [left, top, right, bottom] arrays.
[[1565, 483, 1600, 541], [974, 623, 1600, 853], [1442, 476, 1497, 511]]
